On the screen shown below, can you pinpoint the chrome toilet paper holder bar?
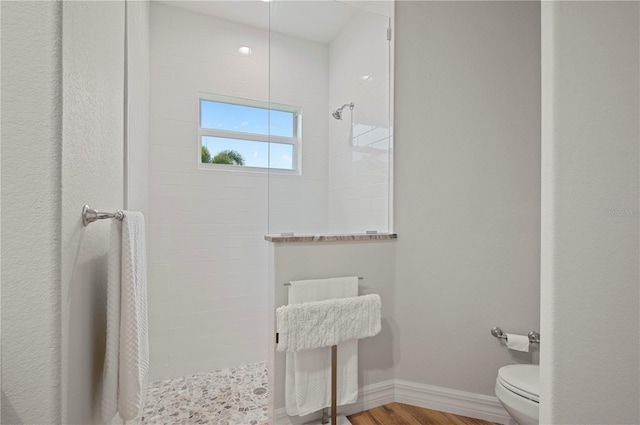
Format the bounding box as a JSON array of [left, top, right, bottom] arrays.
[[491, 326, 540, 344]]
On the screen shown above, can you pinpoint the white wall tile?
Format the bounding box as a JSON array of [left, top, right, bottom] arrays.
[[148, 2, 328, 379], [328, 9, 391, 233]]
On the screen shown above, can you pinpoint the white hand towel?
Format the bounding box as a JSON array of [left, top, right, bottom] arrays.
[[101, 211, 149, 422], [284, 277, 358, 417], [288, 277, 357, 303], [276, 295, 382, 352]]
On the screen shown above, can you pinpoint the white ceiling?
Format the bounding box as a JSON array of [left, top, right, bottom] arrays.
[[157, 1, 392, 44]]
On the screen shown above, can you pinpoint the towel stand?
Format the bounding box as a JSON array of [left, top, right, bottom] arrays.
[[319, 345, 339, 425], [331, 345, 337, 424], [284, 278, 363, 425]]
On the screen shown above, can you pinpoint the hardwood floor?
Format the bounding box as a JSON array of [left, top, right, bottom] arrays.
[[346, 402, 498, 425]]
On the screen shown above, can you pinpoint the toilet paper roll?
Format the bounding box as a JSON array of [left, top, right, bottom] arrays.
[[506, 333, 530, 352]]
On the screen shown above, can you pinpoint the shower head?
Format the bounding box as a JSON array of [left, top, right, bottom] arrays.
[[331, 102, 354, 120]]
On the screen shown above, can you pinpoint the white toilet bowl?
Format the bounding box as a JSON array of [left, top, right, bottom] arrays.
[[495, 364, 539, 425]]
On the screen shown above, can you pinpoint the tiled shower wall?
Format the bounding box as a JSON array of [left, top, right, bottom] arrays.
[[147, 3, 329, 381], [328, 9, 392, 233], [267, 31, 330, 234]]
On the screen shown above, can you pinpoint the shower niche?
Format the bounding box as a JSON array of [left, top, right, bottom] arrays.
[[267, 0, 394, 236]]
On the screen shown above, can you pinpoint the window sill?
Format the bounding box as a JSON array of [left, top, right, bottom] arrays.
[[264, 233, 397, 243], [198, 162, 300, 175]]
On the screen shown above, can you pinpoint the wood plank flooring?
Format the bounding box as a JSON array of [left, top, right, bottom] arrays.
[[346, 402, 498, 425]]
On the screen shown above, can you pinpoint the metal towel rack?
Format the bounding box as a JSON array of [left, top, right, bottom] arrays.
[[284, 277, 363, 286], [82, 205, 123, 227], [491, 326, 540, 344], [281, 276, 364, 424]]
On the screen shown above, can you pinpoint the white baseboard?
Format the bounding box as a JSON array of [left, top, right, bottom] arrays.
[[276, 379, 514, 425], [394, 379, 515, 425]]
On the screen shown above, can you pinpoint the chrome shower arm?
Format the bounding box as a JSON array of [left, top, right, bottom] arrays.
[[331, 102, 354, 120]]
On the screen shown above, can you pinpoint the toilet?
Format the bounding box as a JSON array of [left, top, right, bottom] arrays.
[[495, 364, 539, 425]]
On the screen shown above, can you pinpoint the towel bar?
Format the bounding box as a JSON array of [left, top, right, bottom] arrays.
[[284, 277, 363, 286], [82, 205, 123, 227]]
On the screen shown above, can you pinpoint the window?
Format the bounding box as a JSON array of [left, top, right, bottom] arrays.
[[199, 94, 301, 171]]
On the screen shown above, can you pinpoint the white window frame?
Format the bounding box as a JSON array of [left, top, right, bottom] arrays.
[[198, 93, 302, 174]]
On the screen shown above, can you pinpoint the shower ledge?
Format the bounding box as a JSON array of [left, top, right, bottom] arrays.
[[264, 233, 397, 243]]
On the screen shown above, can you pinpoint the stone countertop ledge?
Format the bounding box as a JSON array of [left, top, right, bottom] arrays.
[[264, 233, 398, 243]]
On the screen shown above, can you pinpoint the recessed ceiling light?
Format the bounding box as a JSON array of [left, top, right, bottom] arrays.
[[238, 46, 252, 56], [361, 74, 372, 81], [261, 0, 272, 2]]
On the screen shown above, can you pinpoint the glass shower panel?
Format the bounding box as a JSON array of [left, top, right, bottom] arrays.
[[144, 0, 271, 409], [268, 0, 394, 235]]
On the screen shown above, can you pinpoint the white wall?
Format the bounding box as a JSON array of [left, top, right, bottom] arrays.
[[61, 2, 125, 423], [394, 0, 541, 396], [147, 3, 329, 380], [328, 9, 392, 234], [1, 1, 125, 424], [269, 241, 397, 420], [127, 0, 150, 216], [540, 2, 640, 423], [1, 2, 63, 423]]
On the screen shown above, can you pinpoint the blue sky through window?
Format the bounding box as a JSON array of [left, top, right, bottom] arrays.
[[200, 100, 294, 138]]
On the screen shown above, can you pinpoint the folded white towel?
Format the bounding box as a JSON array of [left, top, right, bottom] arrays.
[[284, 277, 358, 417], [101, 211, 149, 422], [276, 294, 382, 352]]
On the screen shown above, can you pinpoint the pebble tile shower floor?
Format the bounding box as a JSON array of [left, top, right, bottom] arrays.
[[141, 362, 269, 425]]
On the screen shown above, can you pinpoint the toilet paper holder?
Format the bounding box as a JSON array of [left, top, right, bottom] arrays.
[[491, 327, 540, 344]]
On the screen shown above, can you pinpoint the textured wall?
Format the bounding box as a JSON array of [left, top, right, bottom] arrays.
[[394, 1, 541, 396], [2, 2, 126, 423], [60, 1, 125, 423], [1, 2, 63, 423], [540, 2, 640, 423]]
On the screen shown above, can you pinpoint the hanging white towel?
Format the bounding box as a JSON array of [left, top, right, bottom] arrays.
[[101, 211, 149, 422], [285, 277, 358, 417], [276, 294, 381, 352], [101, 217, 122, 421]]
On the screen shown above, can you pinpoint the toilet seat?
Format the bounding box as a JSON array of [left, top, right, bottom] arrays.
[[497, 364, 539, 403]]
